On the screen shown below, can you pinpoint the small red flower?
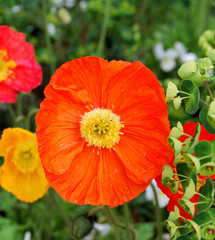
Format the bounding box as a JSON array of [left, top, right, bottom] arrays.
[[36, 57, 174, 207], [0, 26, 42, 103]]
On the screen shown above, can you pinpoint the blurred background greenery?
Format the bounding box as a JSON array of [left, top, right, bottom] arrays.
[[0, 0, 215, 239]]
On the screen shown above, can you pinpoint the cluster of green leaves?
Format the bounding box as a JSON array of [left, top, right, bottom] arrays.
[[163, 122, 215, 240], [166, 47, 215, 133], [164, 33, 215, 239]]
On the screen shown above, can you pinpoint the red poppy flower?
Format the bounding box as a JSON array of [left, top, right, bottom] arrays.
[[0, 26, 42, 103], [36, 57, 173, 207], [156, 121, 215, 219]]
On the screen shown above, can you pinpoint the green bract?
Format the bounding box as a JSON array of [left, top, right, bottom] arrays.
[[207, 101, 215, 130], [178, 199, 195, 216], [166, 81, 179, 103], [173, 97, 181, 110], [181, 80, 200, 114], [178, 60, 198, 79], [200, 107, 215, 134], [208, 49, 215, 63]]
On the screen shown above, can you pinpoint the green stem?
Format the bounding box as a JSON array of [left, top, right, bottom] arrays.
[[150, 183, 162, 240], [42, 0, 56, 74], [49, 189, 71, 228], [199, 98, 210, 107], [104, 206, 121, 240], [123, 203, 132, 240], [25, 108, 39, 131], [96, 0, 112, 57], [178, 91, 191, 96], [7, 104, 16, 122], [204, 80, 214, 101]]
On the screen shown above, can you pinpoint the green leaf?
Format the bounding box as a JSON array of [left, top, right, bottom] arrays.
[[162, 164, 174, 182], [176, 162, 197, 191], [169, 127, 183, 139], [166, 81, 179, 103], [178, 199, 195, 216], [194, 141, 212, 164], [188, 123, 201, 154], [186, 220, 201, 240], [199, 162, 215, 176], [183, 179, 196, 200], [197, 178, 214, 212], [168, 206, 180, 222], [136, 223, 154, 240], [193, 211, 211, 225], [165, 220, 177, 238], [207, 101, 215, 130], [199, 107, 215, 134], [181, 80, 200, 114], [183, 153, 200, 174]]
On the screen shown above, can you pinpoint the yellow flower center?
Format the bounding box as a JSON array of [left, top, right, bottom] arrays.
[[12, 142, 40, 174], [80, 108, 124, 149], [0, 49, 17, 82]]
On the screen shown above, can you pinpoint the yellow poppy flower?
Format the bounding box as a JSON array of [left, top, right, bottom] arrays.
[[0, 128, 49, 202]]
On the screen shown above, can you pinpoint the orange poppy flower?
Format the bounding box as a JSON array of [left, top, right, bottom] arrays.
[[0, 128, 49, 202], [0, 26, 42, 103], [36, 56, 173, 207]]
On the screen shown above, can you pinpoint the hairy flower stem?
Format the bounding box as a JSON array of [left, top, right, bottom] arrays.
[[42, 0, 56, 74], [7, 104, 16, 122], [97, 0, 112, 57], [104, 206, 121, 240], [123, 203, 132, 240], [150, 183, 162, 240]]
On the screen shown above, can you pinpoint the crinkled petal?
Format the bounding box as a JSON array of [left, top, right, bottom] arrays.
[[36, 86, 87, 175], [0, 82, 17, 103], [45, 145, 148, 207]]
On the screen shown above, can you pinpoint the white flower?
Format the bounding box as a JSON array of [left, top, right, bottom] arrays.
[[23, 231, 31, 240], [83, 223, 111, 240], [94, 223, 111, 236], [153, 42, 165, 60], [145, 180, 169, 208], [180, 52, 198, 64], [11, 5, 22, 13], [162, 233, 171, 240], [47, 23, 56, 37], [53, 0, 76, 8], [174, 41, 187, 58], [80, 0, 88, 11], [160, 57, 176, 72]]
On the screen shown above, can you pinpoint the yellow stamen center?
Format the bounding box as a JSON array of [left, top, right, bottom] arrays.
[[80, 108, 124, 149], [0, 49, 17, 82], [12, 142, 40, 174]]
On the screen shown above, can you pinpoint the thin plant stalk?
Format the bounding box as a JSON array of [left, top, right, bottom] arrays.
[[150, 183, 162, 240], [104, 206, 121, 240], [96, 0, 112, 57], [123, 203, 132, 240], [7, 104, 16, 122], [42, 0, 56, 74]]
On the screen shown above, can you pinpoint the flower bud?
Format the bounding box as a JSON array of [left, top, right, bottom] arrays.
[[203, 30, 215, 43], [58, 8, 72, 24], [198, 58, 212, 73], [178, 198, 195, 216], [200, 224, 215, 239], [71, 215, 94, 239], [208, 49, 215, 63], [200, 163, 215, 176], [166, 81, 179, 103], [173, 96, 181, 110]]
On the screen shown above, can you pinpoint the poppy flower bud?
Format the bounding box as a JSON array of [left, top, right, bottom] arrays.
[[71, 215, 94, 239], [58, 8, 72, 24], [208, 49, 215, 63]]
